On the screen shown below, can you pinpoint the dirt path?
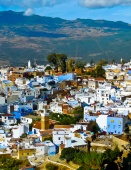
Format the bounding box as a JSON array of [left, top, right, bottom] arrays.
[[38, 154, 79, 170]]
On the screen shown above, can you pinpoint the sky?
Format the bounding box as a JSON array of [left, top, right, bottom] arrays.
[[0, 0, 131, 23]]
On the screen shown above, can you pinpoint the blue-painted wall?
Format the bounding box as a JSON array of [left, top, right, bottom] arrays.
[[107, 117, 123, 134], [58, 73, 75, 82]]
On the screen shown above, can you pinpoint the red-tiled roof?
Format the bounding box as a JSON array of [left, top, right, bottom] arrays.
[[95, 77, 105, 81], [40, 129, 52, 135], [54, 125, 71, 129], [33, 121, 41, 129]]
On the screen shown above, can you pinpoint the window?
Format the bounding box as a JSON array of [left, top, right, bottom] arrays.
[[118, 120, 122, 124]]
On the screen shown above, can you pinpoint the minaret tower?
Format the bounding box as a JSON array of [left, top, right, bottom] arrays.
[[28, 60, 31, 69], [41, 108, 49, 130]]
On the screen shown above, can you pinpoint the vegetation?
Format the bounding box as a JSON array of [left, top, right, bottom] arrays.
[[86, 64, 105, 78], [20, 133, 27, 138], [96, 59, 108, 66], [49, 113, 80, 125], [0, 11, 131, 66], [0, 155, 27, 170], [71, 106, 83, 118], [49, 112, 81, 125], [75, 60, 86, 71], [60, 147, 121, 170], [47, 53, 67, 73], [43, 137, 53, 142], [23, 72, 34, 79], [46, 163, 58, 170], [45, 66, 52, 71], [66, 59, 75, 72]]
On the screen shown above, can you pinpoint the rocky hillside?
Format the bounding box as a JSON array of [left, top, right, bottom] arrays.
[[0, 10, 131, 66]]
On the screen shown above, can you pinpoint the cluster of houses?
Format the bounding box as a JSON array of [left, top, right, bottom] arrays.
[[0, 60, 131, 164]]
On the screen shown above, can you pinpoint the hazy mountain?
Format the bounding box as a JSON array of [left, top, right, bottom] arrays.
[[0, 10, 131, 66]]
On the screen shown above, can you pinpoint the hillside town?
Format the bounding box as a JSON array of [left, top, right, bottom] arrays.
[[0, 57, 131, 170]]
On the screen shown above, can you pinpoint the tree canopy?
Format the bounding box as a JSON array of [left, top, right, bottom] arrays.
[[66, 58, 75, 72], [75, 60, 86, 70], [47, 53, 67, 72], [59, 146, 121, 170]]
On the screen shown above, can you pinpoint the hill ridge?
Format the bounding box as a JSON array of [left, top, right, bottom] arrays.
[[0, 10, 131, 66]]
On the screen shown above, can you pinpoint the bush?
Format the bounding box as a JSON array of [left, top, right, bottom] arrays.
[[46, 163, 58, 170], [20, 133, 27, 138], [60, 148, 78, 162]]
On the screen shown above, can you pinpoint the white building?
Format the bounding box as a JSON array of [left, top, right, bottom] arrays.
[[53, 128, 87, 148], [0, 97, 5, 105], [1, 113, 17, 125], [49, 102, 63, 114], [15, 78, 30, 89], [96, 88, 110, 104], [10, 123, 29, 138], [96, 114, 128, 134], [21, 116, 32, 124]]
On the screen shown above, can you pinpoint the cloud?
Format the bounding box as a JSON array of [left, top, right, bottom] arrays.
[[24, 8, 33, 16], [79, 0, 131, 8], [0, 0, 68, 8]]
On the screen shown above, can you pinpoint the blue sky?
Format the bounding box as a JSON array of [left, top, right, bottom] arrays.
[[0, 0, 131, 23]]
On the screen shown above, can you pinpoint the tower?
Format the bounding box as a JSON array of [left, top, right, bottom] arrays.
[[28, 60, 31, 69], [41, 108, 49, 130]]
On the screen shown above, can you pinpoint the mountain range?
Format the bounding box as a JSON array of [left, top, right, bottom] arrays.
[[0, 10, 131, 66]]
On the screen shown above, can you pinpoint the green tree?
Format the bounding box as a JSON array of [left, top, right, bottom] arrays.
[[97, 59, 108, 66], [66, 58, 75, 72], [75, 60, 86, 69], [45, 66, 52, 71], [103, 146, 120, 162], [83, 152, 103, 169], [92, 122, 100, 134], [96, 65, 105, 78], [59, 117, 71, 125], [46, 163, 58, 170], [47, 53, 67, 72], [20, 133, 27, 138], [47, 53, 58, 70], [90, 59, 94, 66], [122, 152, 131, 170], [73, 151, 86, 165], [57, 53, 67, 72], [60, 148, 77, 162], [0, 155, 22, 170], [111, 58, 115, 64], [72, 106, 83, 117], [114, 75, 117, 79]]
